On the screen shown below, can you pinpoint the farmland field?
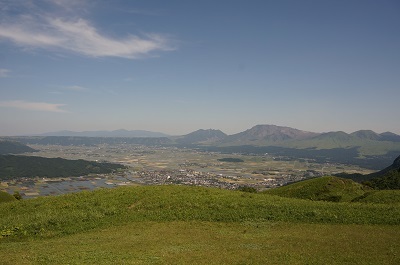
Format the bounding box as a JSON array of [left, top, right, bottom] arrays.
[[1, 144, 374, 198]]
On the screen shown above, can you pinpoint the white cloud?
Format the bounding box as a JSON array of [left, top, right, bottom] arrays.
[[0, 15, 174, 59], [0, 68, 10, 77], [0, 22, 62, 46], [0, 100, 67, 112], [50, 18, 172, 58]]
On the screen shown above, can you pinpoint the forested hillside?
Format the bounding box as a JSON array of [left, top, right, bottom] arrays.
[[0, 140, 36, 154], [0, 155, 125, 179]]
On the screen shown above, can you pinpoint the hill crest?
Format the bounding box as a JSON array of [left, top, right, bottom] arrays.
[[265, 176, 369, 202], [350, 130, 380, 140], [0, 140, 36, 155], [176, 129, 227, 145], [224, 124, 319, 144], [364, 155, 400, 178]]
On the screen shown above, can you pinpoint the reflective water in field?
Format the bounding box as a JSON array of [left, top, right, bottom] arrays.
[[2, 175, 138, 199]]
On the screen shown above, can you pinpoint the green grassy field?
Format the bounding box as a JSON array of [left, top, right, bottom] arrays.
[[354, 190, 400, 204], [264, 176, 370, 202], [2, 221, 399, 265], [1, 185, 399, 264], [0, 190, 16, 203], [264, 176, 400, 204]]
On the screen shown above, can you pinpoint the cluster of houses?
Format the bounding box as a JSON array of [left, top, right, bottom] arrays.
[[128, 168, 310, 190]]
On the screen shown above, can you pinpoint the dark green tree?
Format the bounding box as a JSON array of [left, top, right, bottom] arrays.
[[13, 191, 22, 200]]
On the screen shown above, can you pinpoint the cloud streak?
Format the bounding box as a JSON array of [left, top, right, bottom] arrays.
[[0, 100, 67, 112], [0, 3, 174, 59], [0, 68, 10, 77], [64, 85, 89, 91]]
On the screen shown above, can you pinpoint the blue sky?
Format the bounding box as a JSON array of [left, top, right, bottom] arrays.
[[0, 0, 399, 136]]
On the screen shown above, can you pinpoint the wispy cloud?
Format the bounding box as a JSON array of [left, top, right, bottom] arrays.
[[0, 17, 173, 59], [0, 2, 175, 59], [0, 68, 10, 77], [0, 100, 67, 112], [64, 85, 88, 91], [48, 0, 87, 11]]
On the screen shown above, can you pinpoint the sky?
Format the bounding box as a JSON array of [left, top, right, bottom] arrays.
[[0, 0, 399, 136]]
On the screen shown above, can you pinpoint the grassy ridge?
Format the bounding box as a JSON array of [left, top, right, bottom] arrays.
[[264, 176, 370, 202], [1, 185, 399, 264], [0, 190, 16, 203], [264, 176, 400, 204], [354, 190, 400, 204], [1, 185, 399, 240]]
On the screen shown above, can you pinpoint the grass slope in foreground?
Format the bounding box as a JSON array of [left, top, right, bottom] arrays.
[[0, 185, 399, 264], [2, 221, 399, 265], [0, 190, 16, 203]]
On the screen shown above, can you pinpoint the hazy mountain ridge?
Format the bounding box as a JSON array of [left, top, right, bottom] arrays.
[[379, 132, 400, 142], [197, 125, 400, 147], [228, 126, 400, 144], [175, 129, 228, 145], [312, 130, 400, 142], [35, 129, 169, 138], [188, 125, 400, 169], [29, 125, 400, 143], [275, 130, 400, 156], [208, 125, 400, 151], [350, 130, 380, 140], [222, 125, 320, 145]]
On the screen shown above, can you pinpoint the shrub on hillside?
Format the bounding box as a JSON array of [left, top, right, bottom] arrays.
[[237, 186, 257, 193]]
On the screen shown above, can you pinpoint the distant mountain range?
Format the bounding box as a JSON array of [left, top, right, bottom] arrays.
[[173, 125, 400, 169], [3, 124, 399, 170], [176, 124, 400, 146], [36, 129, 170, 138], [32, 125, 400, 144]]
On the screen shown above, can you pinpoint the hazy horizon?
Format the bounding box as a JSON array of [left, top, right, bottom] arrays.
[[1, 0, 399, 136], [3, 123, 400, 137]]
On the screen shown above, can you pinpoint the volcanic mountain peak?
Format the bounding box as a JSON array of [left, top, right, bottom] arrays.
[[379, 132, 400, 142], [228, 124, 319, 142], [350, 130, 380, 140], [311, 131, 355, 141], [176, 129, 227, 145]]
